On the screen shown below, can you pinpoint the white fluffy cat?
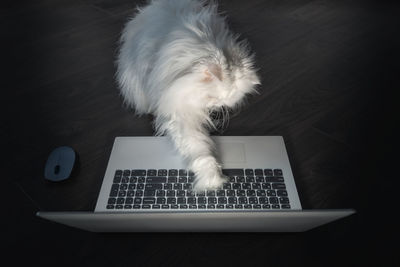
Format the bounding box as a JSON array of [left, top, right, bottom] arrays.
[[116, 0, 260, 190]]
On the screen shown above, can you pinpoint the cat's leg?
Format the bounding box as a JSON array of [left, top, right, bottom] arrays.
[[158, 117, 227, 190]]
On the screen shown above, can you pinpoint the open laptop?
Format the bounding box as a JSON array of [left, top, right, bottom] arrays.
[[37, 136, 355, 232]]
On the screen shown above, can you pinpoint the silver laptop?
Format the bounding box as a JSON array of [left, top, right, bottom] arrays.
[[37, 136, 355, 232]]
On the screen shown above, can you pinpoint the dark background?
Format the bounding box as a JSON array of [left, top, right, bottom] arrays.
[[2, 0, 398, 266]]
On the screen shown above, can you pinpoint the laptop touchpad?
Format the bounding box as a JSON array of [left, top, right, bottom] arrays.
[[217, 142, 246, 164]]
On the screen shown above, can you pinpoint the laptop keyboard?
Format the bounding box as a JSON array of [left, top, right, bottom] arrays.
[[107, 169, 291, 211]]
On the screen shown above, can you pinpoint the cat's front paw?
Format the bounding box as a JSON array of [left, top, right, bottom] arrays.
[[191, 156, 227, 190]]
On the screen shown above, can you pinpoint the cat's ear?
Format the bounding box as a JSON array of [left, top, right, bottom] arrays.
[[202, 63, 223, 83]]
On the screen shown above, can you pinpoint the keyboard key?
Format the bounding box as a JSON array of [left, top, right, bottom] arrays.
[[179, 204, 188, 209], [156, 190, 165, 197], [226, 190, 235, 196], [127, 190, 135, 197], [131, 170, 146, 176], [118, 191, 127, 197], [171, 204, 179, 209], [228, 197, 237, 204], [188, 176, 195, 183], [123, 170, 131, 176], [237, 176, 245, 183], [269, 197, 279, 204], [183, 183, 192, 190], [137, 183, 144, 190], [262, 204, 271, 209], [178, 177, 187, 183], [164, 183, 173, 190], [143, 198, 156, 204], [197, 197, 207, 204], [189, 204, 197, 209], [238, 197, 248, 204], [173, 183, 182, 190], [167, 198, 177, 204], [237, 190, 246, 196], [144, 190, 155, 196], [152, 204, 160, 209], [147, 177, 167, 183], [265, 177, 284, 183], [124, 204, 132, 209], [177, 197, 186, 204], [245, 169, 254, 176], [242, 183, 251, 189], [186, 190, 195, 197], [109, 188, 118, 197], [281, 204, 291, 209], [217, 204, 225, 209], [272, 183, 286, 190], [116, 204, 123, 209], [259, 197, 268, 204], [251, 183, 261, 189], [277, 190, 288, 196], [232, 183, 241, 189], [254, 169, 263, 176], [264, 169, 273, 176], [216, 190, 225, 196], [161, 204, 169, 209], [244, 204, 252, 209], [113, 175, 121, 183], [245, 176, 255, 183], [187, 197, 196, 204], [106, 204, 114, 209], [226, 204, 234, 209], [272, 204, 280, 209], [134, 198, 142, 204], [262, 183, 271, 189], [207, 204, 215, 209], [223, 183, 232, 189], [108, 198, 116, 204], [128, 184, 136, 190], [267, 190, 276, 196], [248, 197, 258, 204], [235, 204, 243, 209], [156, 198, 166, 204], [158, 169, 167, 176], [147, 169, 157, 176], [176, 190, 185, 197], [196, 190, 206, 196], [256, 176, 264, 183], [179, 169, 187, 176], [256, 190, 266, 196], [121, 177, 129, 183], [125, 197, 133, 204], [145, 184, 162, 190], [167, 177, 177, 183], [133, 204, 141, 209], [218, 197, 227, 204], [222, 169, 244, 176], [115, 170, 123, 176], [142, 204, 151, 209], [168, 169, 178, 176], [247, 190, 256, 196], [135, 190, 143, 197], [208, 197, 217, 204], [119, 184, 128, 190], [279, 197, 290, 204], [253, 204, 261, 209], [206, 190, 216, 196], [129, 177, 138, 183], [273, 169, 283, 176]]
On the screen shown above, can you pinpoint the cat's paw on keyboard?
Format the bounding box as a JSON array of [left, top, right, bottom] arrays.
[[191, 156, 227, 190]]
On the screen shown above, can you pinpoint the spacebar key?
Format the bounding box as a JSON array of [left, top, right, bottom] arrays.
[[146, 177, 167, 183]]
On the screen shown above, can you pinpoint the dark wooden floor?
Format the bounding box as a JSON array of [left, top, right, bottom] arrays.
[[2, 0, 398, 266]]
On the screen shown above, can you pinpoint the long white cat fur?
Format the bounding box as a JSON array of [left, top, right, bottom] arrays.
[[116, 0, 260, 190]]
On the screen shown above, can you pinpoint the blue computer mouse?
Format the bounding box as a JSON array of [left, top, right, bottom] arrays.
[[44, 146, 76, 182]]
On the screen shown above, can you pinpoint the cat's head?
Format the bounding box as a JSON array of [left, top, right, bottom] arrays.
[[199, 57, 260, 111]]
